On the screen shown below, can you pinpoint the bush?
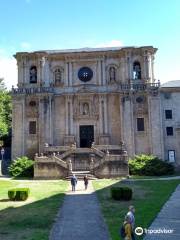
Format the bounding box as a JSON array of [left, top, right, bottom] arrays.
[[8, 156, 34, 177], [111, 187, 132, 201], [129, 154, 174, 176], [8, 188, 30, 201]]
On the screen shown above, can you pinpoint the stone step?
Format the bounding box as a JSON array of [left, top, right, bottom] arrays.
[[66, 171, 97, 180]]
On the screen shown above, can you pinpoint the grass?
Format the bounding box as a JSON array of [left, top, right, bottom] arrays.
[[0, 179, 68, 240], [93, 179, 180, 240]]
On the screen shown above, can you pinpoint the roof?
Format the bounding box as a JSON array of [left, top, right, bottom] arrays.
[[161, 80, 180, 88], [15, 46, 156, 56]]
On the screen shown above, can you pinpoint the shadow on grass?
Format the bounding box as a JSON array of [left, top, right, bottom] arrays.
[[93, 178, 180, 240], [0, 199, 10, 202], [0, 193, 65, 240]]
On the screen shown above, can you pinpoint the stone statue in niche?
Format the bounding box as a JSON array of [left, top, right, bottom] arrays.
[[109, 67, 116, 82], [82, 102, 89, 115], [30, 66, 37, 83], [55, 69, 62, 84], [133, 62, 141, 79]]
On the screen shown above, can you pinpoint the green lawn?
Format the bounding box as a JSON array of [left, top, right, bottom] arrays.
[[93, 179, 180, 240], [0, 179, 68, 240]]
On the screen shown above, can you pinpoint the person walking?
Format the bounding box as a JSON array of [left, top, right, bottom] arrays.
[[71, 174, 77, 192], [126, 205, 136, 240], [124, 215, 132, 240], [83, 175, 89, 190]]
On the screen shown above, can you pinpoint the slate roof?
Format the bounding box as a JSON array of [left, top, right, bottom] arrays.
[[161, 80, 180, 88]]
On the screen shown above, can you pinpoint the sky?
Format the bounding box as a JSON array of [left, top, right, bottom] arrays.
[[0, 0, 180, 89]]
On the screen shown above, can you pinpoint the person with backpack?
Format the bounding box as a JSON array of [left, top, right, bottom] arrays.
[[70, 174, 77, 192], [126, 205, 136, 240], [120, 215, 132, 240]]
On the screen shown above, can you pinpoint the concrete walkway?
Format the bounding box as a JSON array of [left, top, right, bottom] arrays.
[[49, 180, 110, 240], [143, 184, 180, 240]]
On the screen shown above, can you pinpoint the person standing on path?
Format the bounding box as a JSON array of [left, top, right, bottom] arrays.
[[83, 175, 89, 190], [71, 174, 77, 191], [124, 215, 132, 240], [126, 205, 136, 240]]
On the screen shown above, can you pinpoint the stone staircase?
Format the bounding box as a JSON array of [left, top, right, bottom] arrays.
[[66, 171, 97, 180]]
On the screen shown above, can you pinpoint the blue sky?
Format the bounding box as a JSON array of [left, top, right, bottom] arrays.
[[0, 0, 180, 88]]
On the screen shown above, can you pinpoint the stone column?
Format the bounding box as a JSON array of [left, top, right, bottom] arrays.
[[99, 96, 104, 134], [122, 96, 135, 157], [69, 62, 73, 86], [65, 96, 72, 135], [65, 62, 69, 87], [148, 94, 164, 159], [103, 95, 108, 134], [119, 95, 123, 141], [151, 55, 155, 82], [11, 99, 24, 159], [97, 60, 101, 85], [42, 57, 49, 87], [38, 60, 41, 86], [49, 95, 53, 145], [24, 60, 28, 84], [102, 59, 106, 85]]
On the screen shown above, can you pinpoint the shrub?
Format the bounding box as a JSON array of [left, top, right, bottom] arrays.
[[8, 156, 34, 177], [129, 154, 174, 176], [111, 187, 132, 201], [8, 188, 30, 201]]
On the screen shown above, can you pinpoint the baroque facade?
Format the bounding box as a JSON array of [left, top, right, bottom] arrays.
[[12, 46, 177, 178]]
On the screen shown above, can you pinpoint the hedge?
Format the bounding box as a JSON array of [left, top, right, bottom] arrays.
[[111, 187, 132, 201], [8, 188, 30, 201], [129, 154, 174, 176]]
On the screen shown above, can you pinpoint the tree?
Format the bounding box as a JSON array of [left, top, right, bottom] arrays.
[[0, 78, 12, 140]]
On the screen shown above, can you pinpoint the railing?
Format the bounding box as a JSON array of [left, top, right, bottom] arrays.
[[11, 81, 160, 95]]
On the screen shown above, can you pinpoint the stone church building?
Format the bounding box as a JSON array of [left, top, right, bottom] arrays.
[[11, 46, 179, 178]]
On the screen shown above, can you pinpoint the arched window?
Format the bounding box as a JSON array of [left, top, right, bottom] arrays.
[[133, 61, 141, 80], [30, 66, 37, 83], [54, 68, 62, 84], [109, 66, 116, 82]]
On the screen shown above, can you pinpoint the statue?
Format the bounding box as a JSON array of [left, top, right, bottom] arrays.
[[109, 67, 116, 82], [68, 159, 72, 173], [30, 66, 37, 83], [133, 63, 141, 79], [83, 103, 89, 115]]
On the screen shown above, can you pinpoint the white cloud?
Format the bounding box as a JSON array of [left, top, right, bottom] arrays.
[[20, 42, 31, 50], [25, 0, 31, 3], [95, 40, 123, 48], [0, 55, 17, 90]]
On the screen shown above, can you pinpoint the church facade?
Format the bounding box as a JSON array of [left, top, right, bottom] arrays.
[[11, 46, 178, 178]]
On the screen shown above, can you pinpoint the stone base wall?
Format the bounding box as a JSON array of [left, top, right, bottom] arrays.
[[94, 161, 129, 178], [34, 161, 68, 179]]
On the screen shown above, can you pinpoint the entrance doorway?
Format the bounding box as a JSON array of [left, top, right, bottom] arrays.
[[79, 125, 94, 148]]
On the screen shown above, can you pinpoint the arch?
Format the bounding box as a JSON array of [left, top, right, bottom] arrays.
[[133, 61, 141, 80], [30, 66, 37, 83]]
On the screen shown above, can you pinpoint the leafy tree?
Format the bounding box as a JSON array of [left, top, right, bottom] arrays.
[[9, 156, 34, 177], [0, 78, 12, 139]]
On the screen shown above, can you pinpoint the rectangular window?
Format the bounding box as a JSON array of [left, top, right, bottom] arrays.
[[137, 118, 144, 131], [165, 110, 172, 119], [166, 127, 173, 136], [29, 121, 36, 134]]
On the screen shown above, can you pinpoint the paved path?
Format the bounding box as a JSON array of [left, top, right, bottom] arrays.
[[49, 180, 110, 240], [143, 184, 180, 240]]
